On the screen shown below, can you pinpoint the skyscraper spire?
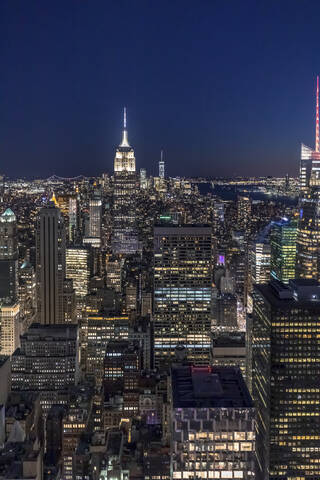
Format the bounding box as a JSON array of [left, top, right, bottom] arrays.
[[120, 106, 130, 148], [316, 76, 319, 152]]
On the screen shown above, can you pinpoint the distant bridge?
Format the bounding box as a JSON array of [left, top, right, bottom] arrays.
[[46, 174, 86, 182]]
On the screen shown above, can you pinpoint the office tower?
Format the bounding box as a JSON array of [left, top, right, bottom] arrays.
[[106, 255, 122, 292], [112, 108, 138, 254], [0, 302, 20, 355], [159, 149, 165, 178], [66, 247, 89, 298], [252, 280, 320, 479], [154, 225, 212, 365], [19, 260, 37, 319], [250, 240, 271, 285], [36, 203, 66, 325], [68, 195, 78, 243], [126, 283, 137, 312], [214, 292, 238, 327], [63, 279, 76, 323], [11, 323, 79, 413], [237, 195, 251, 231], [140, 168, 147, 189], [87, 190, 102, 240], [141, 291, 152, 316], [296, 76, 320, 280], [0, 208, 18, 303], [270, 218, 297, 283], [104, 340, 141, 390], [86, 314, 130, 387], [171, 366, 256, 479]]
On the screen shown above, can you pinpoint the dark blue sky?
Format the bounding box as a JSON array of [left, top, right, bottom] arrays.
[[1, 0, 320, 178]]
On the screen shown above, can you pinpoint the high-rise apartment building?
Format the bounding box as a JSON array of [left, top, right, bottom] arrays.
[[171, 366, 256, 479], [270, 218, 297, 283], [154, 225, 212, 365], [252, 280, 320, 479], [237, 195, 251, 232], [11, 323, 79, 413], [36, 203, 66, 325], [112, 108, 138, 254]]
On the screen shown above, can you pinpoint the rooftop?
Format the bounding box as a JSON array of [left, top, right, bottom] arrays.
[[255, 280, 320, 309], [171, 366, 253, 409], [20, 323, 78, 341]]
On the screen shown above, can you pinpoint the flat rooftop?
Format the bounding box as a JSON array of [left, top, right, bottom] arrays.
[[171, 366, 253, 409], [21, 323, 78, 340], [255, 282, 320, 309], [212, 333, 245, 348], [154, 225, 211, 236]]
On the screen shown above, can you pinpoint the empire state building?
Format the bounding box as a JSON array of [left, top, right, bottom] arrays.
[[112, 109, 138, 254]]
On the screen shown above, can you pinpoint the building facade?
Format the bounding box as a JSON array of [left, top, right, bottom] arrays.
[[252, 280, 320, 479], [36, 203, 66, 325], [154, 225, 212, 366], [171, 366, 256, 479], [270, 218, 297, 283]]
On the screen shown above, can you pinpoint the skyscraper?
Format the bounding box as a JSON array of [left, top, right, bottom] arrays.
[[0, 208, 20, 356], [154, 225, 212, 365], [159, 150, 165, 178], [87, 190, 102, 241], [296, 76, 320, 280], [112, 108, 138, 254], [66, 247, 89, 299], [237, 195, 251, 232], [250, 240, 271, 285], [0, 208, 18, 303], [36, 203, 66, 325], [270, 218, 297, 283], [252, 280, 320, 479]]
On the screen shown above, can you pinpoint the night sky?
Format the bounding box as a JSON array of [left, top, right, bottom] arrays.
[[1, 1, 320, 179]]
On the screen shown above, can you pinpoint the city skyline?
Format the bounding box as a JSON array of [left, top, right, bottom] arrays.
[[2, 1, 320, 178]]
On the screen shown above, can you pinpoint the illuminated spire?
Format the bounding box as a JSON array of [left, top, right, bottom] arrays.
[[316, 76, 319, 152], [51, 192, 58, 207], [120, 106, 130, 148]]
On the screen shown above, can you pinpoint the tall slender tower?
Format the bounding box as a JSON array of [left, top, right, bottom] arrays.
[[0, 208, 18, 302], [159, 149, 165, 178], [296, 77, 320, 279], [112, 108, 138, 254], [36, 203, 66, 324]]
